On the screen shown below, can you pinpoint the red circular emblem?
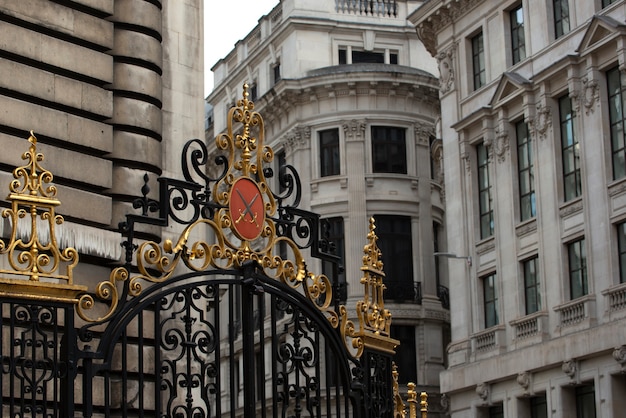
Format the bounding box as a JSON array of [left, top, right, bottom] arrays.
[[229, 177, 265, 241]]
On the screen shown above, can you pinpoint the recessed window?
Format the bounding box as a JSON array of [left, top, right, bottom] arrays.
[[321, 217, 346, 300], [568, 238, 588, 300], [375, 215, 415, 302], [483, 273, 498, 328], [618, 222, 626, 284], [249, 82, 258, 101], [523, 256, 541, 315], [517, 120, 535, 221], [603, 0, 618, 7], [488, 404, 504, 418], [471, 31, 486, 90], [575, 383, 596, 418], [272, 62, 281, 85], [510, 4, 526, 64], [319, 128, 340, 177], [529, 394, 548, 418], [559, 95, 581, 201], [371, 126, 407, 174], [477, 143, 494, 239], [338, 48, 398, 65], [553, 0, 570, 38], [607, 66, 626, 180], [390, 325, 417, 384]]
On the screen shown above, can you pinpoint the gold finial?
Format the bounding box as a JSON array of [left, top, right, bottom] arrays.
[[0, 131, 83, 302], [420, 392, 428, 418], [407, 383, 417, 418], [393, 363, 406, 418]]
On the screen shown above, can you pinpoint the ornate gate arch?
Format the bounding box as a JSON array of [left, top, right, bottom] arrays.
[[0, 86, 428, 418]]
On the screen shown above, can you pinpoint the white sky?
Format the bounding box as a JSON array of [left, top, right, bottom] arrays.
[[204, 0, 279, 97]]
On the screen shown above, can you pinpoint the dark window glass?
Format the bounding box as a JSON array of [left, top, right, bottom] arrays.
[[483, 273, 498, 328], [568, 239, 588, 299], [272, 63, 281, 85], [488, 403, 504, 418], [371, 126, 407, 174], [575, 384, 596, 418], [603, 0, 618, 7], [517, 120, 535, 220], [511, 5, 526, 64], [320, 129, 340, 177], [339, 49, 347, 64], [477, 143, 494, 238], [375, 215, 415, 302], [530, 394, 548, 418], [618, 222, 626, 284], [559, 95, 581, 200], [390, 326, 417, 384], [390, 53, 398, 64], [250, 83, 258, 101], [472, 32, 486, 90], [321, 217, 346, 299], [524, 257, 541, 314], [352, 50, 385, 63], [554, 0, 570, 38], [607, 66, 626, 180]]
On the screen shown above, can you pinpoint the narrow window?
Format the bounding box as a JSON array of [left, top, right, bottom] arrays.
[[568, 239, 588, 299], [530, 394, 548, 418], [338, 49, 347, 64], [390, 326, 417, 384], [517, 120, 535, 220], [472, 32, 486, 90], [321, 217, 346, 300], [272, 62, 281, 85], [375, 215, 415, 302], [618, 222, 626, 284], [319, 128, 340, 177], [523, 257, 541, 315], [575, 383, 596, 418], [603, 0, 618, 7], [249, 82, 258, 101], [483, 273, 498, 328], [553, 0, 570, 38], [607, 66, 626, 180], [510, 4, 526, 64], [477, 143, 494, 239], [371, 126, 407, 174], [559, 95, 581, 201]]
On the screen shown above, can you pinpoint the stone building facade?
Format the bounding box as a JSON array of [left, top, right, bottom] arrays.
[[411, 0, 626, 417], [207, 0, 450, 412], [0, 0, 205, 282]]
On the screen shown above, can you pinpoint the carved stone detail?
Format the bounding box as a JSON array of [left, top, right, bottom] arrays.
[[613, 345, 626, 371], [342, 119, 366, 142], [283, 126, 311, 153], [529, 104, 552, 141], [582, 76, 599, 115], [517, 371, 531, 390], [414, 122, 435, 146], [476, 382, 489, 401], [562, 359, 578, 380], [494, 128, 509, 163], [437, 44, 457, 94]]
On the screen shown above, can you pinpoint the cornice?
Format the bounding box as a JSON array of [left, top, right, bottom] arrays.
[[414, 0, 486, 56]]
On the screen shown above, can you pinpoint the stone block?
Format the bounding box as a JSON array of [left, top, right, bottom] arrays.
[[110, 131, 162, 169], [113, 63, 162, 102], [112, 96, 163, 136], [114, 0, 162, 34], [112, 29, 163, 70]]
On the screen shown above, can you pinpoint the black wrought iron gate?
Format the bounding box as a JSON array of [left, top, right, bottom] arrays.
[[0, 88, 426, 418]]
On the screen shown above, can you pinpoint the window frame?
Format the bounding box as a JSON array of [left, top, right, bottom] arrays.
[[617, 221, 626, 284], [471, 31, 486, 90], [530, 393, 548, 418], [510, 4, 526, 65], [483, 273, 499, 328], [319, 128, 340, 177], [477, 142, 494, 239], [321, 216, 346, 295], [371, 126, 408, 174], [568, 238, 588, 300], [553, 0, 570, 39], [559, 94, 581, 201], [575, 383, 596, 418], [374, 215, 415, 302], [607, 66, 626, 180], [516, 120, 535, 221], [523, 256, 541, 315]]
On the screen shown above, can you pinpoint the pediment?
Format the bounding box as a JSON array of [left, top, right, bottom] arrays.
[[490, 72, 531, 107], [577, 15, 626, 55]]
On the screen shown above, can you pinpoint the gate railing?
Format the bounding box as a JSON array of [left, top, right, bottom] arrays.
[[0, 85, 429, 417]]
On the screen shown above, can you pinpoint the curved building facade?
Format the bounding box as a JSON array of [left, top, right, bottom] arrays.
[[207, 0, 449, 413]]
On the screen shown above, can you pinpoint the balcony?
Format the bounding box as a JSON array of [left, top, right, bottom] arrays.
[[554, 294, 596, 335], [384, 280, 422, 304], [470, 325, 506, 360], [602, 282, 626, 320], [509, 311, 549, 349], [336, 0, 398, 17]]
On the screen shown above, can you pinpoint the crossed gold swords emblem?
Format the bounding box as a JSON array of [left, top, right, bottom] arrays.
[[234, 189, 260, 227]]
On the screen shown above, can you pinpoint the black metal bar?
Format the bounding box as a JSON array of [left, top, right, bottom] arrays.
[[229, 282, 237, 418], [241, 263, 257, 418]]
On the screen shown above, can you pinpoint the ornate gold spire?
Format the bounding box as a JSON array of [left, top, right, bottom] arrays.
[[0, 132, 83, 302]]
